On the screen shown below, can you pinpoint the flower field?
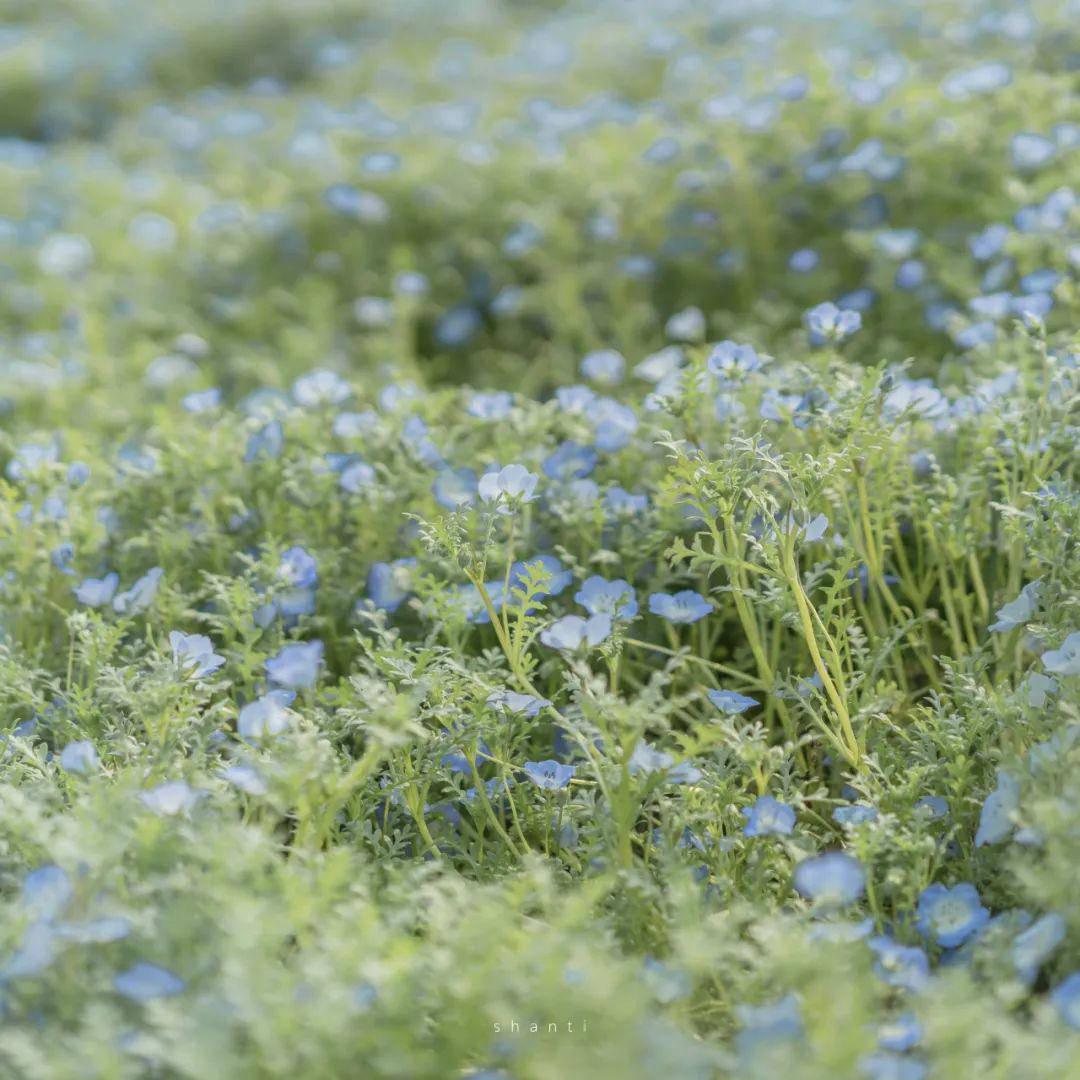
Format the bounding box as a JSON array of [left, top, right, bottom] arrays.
[[1, 1, 1079, 1077]]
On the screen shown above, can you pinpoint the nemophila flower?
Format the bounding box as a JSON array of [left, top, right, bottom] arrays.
[[554, 385, 598, 414], [707, 689, 758, 714], [237, 690, 293, 738], [486, 690, 551, 717], [56, 917, 130, 945], [478, 464, 538, 512], [467, 391, 513, 420], [895, 260, 926, 290], [278, 546, 318, 590], [367, 558, 417, 613], [735, 993, 803, 1056], [706, 341, 764, 382], [883, 379, 947, 421], [628, 742, 702, 783], [1042, 632, 1080, 675], [859, 1052, 927, 1080], [1010, 132, 1056, 171], [603, 486, 648, 516], [793, 852, 866, 908], [59, 740, 99, 775], [66, 461, 90, 487], [1024, 673, 1058, 708], [878, 1014, 923, 1053], [114, 962, 186, 1002], [2, 921, 57, 979], [913, 796, 948, 820], [340, 459, 377, 494], [1013, 913, 1066, 984], [7, 441, 60, 481], [575, 576, 638, 621], [139, 780, 202, 817], [543, 441, 597, 481], [181, 388, 221, 414], [112, 567, 164, 614], [869, 937, 930, 992], [170, 631, 225, 678], [434, 305, 482, 349], [742, 795, 795, 837], [22, 865, 73, 921], [788, 248, 820, 273], [805, 301, 861, 343], [221, 763, 268, 796], [352, 296, 394, 328], [665, 306, 706, 342], [976, 770, 1020, 846], [969, 223, 1009, 261], [432, 467, 478, 510], [539, 613, 612, 651], [580, 349, 625, 384], [265, 640, 324, 689], [591, 397, 638, 451], [648, 590, 711, 624], [1052, 973, 1080, 1030], [989, 581, 1041, 632], [74, 572, 119, 607], [333, 410, 379, 438], [292, 369, 351, 408], [245, 419, 284, 462], [522, 760, 576, 790], [833, 804, 878, 827], [916, 883, 989, 948], [50, 543, 75, 575]]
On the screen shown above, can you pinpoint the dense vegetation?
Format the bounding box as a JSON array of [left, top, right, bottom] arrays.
[[1, 1, 1078, 1077]]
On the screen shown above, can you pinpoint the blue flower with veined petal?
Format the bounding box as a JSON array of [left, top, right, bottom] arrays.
[[707, 689, 758, 714], [522, 760, 576, 791], [169, 631, 225, 678], [478, 464, 538, 513], [742, 795, 795, 837], [915, 883, 989, 948], [575, 576, 637, 620], [539, 614, 611, 651], [648, 590, 712, 624], [805, 301, 861, 342]]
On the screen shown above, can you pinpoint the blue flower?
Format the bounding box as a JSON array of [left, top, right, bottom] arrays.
[[801, 513, 830, 542], [22, 866, 73, 921], [648, 590, 712, 624], [1052, 972, 1080, 1030], [707, 689, 758, 714], [603, 486, 648, 516], [859, 1052, 927, 1080], [805, 301, 861, 342], [114, 962, 186, 1001], [112, 567, 164, 614], [292, 369, 351, 408], [362, 559, 416, 616], [913, 795, 948, 820], [278, 546, 318, 590], [467, 391, 514, 420], [139, 780, 203, 817], [735, 994, 803, 1056], [975, 770, 1020, 846], [170, 631, 225, 678], [877, 1014, 923, 1053], [432, 468, 478, 510], [59, 740, 99, 775], [788, 248, 820, 273], [591, 398, 638, 451], [1012, 913, 1066, 984], [793, 852, 865, 907], [245, 419, 284, 462], [575, 576, 638, 620], [74, 572, 119, 607], [554, 385, 598, 414], [539, 614, 612, 651], [628, 742, 702, 784], [508, 555, 572, 600], [833, 804, 878, 827], [1042, 632, 1080, 675], [340, 460, 377, 494], [237, 690, 294, 738], [522, 760, 576, 790], [543, 441, 598, 481], [742, 796, 795, 837], [580, 349, 625, 383], [478, 464, 539, 512], [486, 690, 551, 717], [265, 640, 324, 689], [869, 937, 930, 991], [1011, 132, 1056, 171], [989, 581, 1040, 632], [1024, 673, 1058, 708], [708, 343, 763, 382], [915, 883, 989, 948], [221, 763, 268, 796], [181, 388, 222, 414]]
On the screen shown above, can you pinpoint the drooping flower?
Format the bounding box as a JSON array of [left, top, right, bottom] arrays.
[[742, 795, 795, 837], [74, 573, 119, 607], [1042, 632, 1080, 675], [486, 690, 551, 718], [989, 581, 1041, 632], [707, 689, 758, 714], [915, 883, 990, 948], [112, 567, 164, 614], [975, 770, 1020, 846]]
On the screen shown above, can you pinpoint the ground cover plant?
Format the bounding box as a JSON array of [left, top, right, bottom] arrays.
[[1, 0, 1079, 1077]]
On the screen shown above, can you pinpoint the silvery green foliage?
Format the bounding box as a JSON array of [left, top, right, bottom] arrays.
[[0, 1, 1079, 1077]]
